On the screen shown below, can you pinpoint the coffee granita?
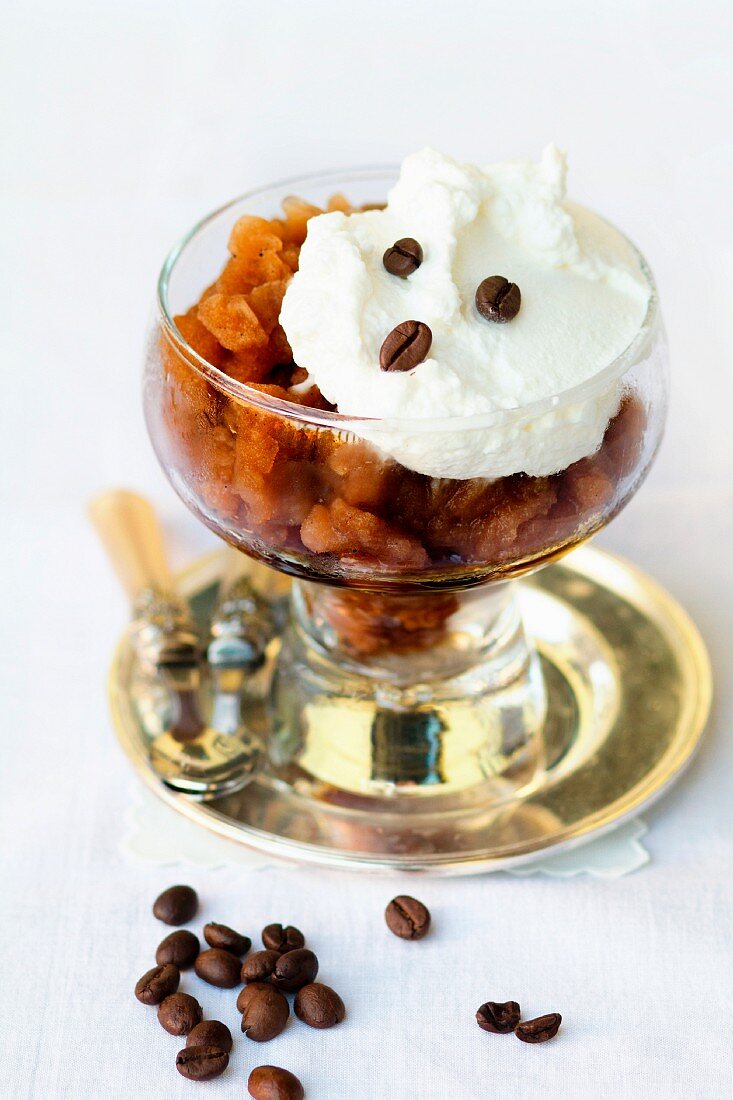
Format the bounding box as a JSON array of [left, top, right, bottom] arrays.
[[156, 148, 654, 654]]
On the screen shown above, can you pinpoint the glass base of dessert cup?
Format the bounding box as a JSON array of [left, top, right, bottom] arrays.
[[108, 544, 711, 873], [269, 577, 548, 804]]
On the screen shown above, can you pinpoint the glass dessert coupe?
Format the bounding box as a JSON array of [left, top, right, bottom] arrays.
[[142, 167, 671, 865]]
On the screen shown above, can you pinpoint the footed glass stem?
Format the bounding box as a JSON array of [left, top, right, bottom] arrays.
[[270, 581, 547, 800]]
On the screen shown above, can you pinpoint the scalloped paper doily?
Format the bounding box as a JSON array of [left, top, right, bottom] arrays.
[[120, 785, 649, 878]]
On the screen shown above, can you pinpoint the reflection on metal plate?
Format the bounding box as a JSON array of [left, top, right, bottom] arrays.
[[109, 546, 711, 875]]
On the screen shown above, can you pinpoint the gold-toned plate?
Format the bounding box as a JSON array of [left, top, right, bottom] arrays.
[[108, 546, 711, 874]]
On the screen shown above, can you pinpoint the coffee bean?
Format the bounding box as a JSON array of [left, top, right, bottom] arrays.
[[152, 885, 198, 926], [238, 982, 273, 1014], [248, 1065, 304, 1100], [155, 929, 200, 969], [262, 924, 305, 954], [274, 948, 319, 992], [204, 922, 251, 956], [242, 950, 280, 984], [187, 1019, 233, 1053], [176, 1045, 229, 1081], [384, 895, 431, 940], [475, 275, 521, 323], [476, 1000, 521, 1034], [294, 982, 345, 1029], [379, 320, 432, 372], [157, 992, 203, 1036], [241, 985, 289, 1042], [383, 237, 423, 278], [195, 948, 242, 988], [515, 1012, 562, 1043], [134, 963, 180, 1005]]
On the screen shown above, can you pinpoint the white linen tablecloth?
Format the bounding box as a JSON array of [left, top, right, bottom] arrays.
[[2, 2, 732, 1097]]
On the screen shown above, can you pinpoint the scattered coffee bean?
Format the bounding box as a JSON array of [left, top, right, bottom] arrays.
[[262, 924, 305, 954], [475, 275, 521, 323], [384, 895, 431, 940], [274, 948, 319, 992], [238, 982, 274, 1014], [379, 320, 432, 372], [186, 1019, 233, 1053], [157, 992, 203, 1036], [152, 884, 198, 926], [476, 1000, 521, 1034], [204, 922, 251, 956], [248, 1065, 304, 1100], [383, 237, 423, 278], [294, 982, 345, 1029], [134, 963, 180, 1005], [155, 929, 200, 970], [195, 948, 242, 988], [176, 1046, 229, 1081], [241, 985, 290, 1042], [242, 950, 280, 984], [514, 1012, 562, 1044]]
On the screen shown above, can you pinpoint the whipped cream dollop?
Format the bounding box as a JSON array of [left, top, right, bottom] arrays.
[[279, 147, 651, 480]]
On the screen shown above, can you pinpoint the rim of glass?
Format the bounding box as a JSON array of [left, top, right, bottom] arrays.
[[157, 165, 659, 433]]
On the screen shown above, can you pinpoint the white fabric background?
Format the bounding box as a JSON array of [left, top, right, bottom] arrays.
[[2, 2, 732, 1097]]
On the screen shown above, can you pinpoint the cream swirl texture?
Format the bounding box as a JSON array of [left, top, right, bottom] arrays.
[[279, 147, 651, 479]]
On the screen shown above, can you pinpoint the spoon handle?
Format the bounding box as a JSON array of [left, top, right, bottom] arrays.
[[92, 491, 260, 793], [90, 489, 199, 668], [89, 488, 174, 602]]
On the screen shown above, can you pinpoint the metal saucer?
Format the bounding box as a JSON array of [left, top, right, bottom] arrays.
[[108, 546, 711, 874]]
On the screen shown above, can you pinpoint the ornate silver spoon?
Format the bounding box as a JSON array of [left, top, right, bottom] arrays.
[[90, 489, 260, 798]]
